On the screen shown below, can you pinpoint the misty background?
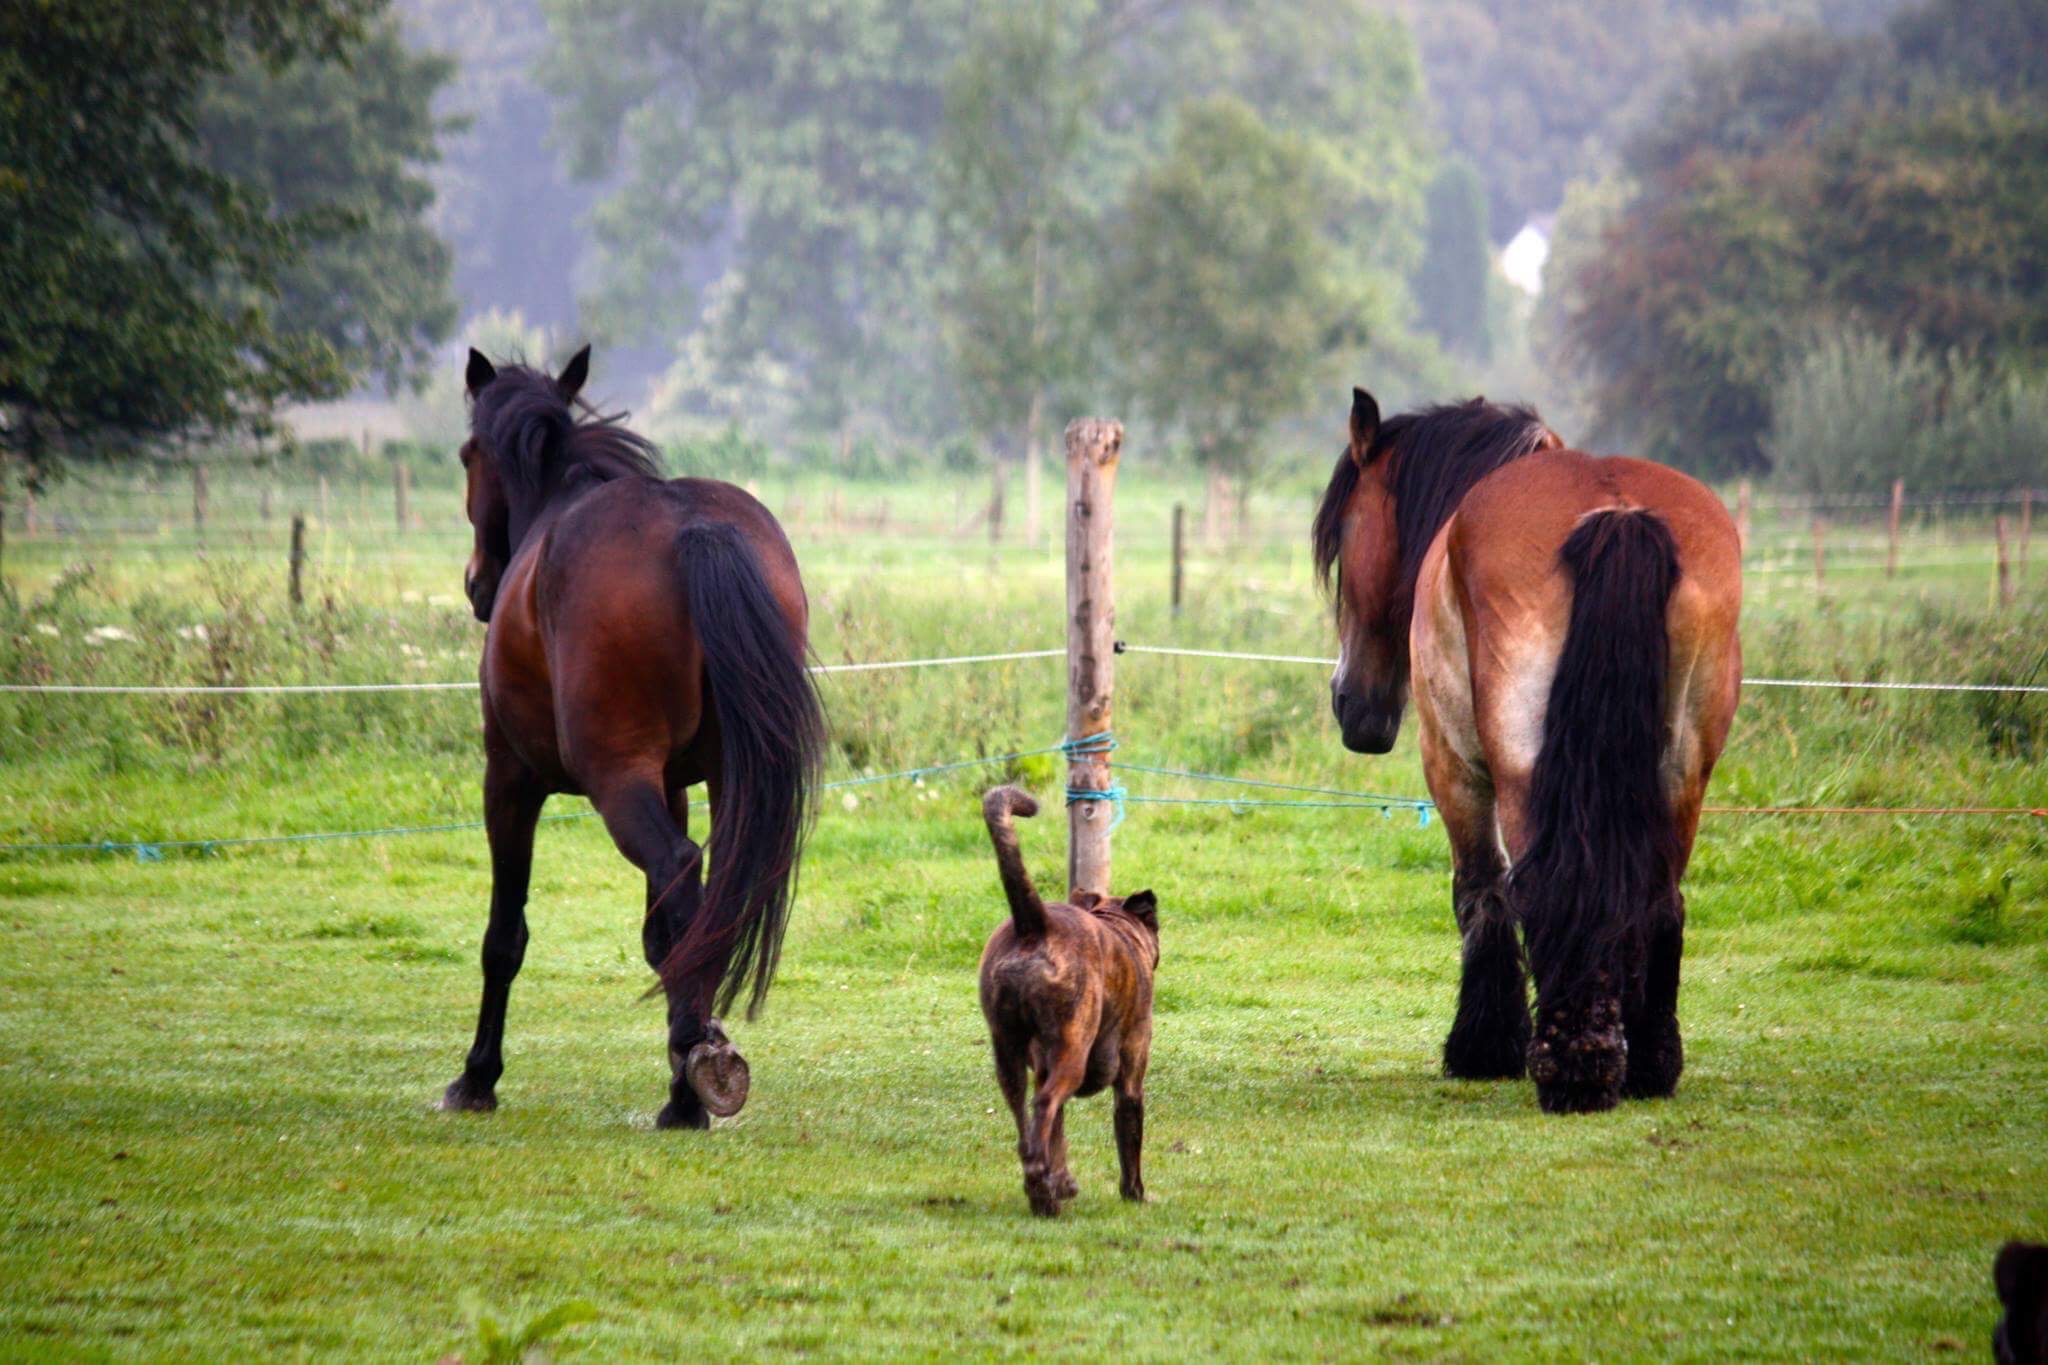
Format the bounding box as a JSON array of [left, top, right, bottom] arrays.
[[8, 0, 2043, 501]]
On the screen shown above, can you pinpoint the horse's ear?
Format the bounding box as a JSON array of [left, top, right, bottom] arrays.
[[557, 345, 591, 403], [465, 349, 497, 397], [1349, 387, 1380, 468]]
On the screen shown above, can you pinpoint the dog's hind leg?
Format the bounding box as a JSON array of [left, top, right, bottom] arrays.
[[1024, 1041, 1090, 1217], [1113, 1081, 1145, 1202], [993, 1038, 1030, 1161]]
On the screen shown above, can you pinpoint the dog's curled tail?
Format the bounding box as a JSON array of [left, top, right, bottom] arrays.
[[983, 786, 1047, 939]]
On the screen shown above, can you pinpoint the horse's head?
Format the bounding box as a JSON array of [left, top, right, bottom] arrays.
[[1313, 388, 1406, 753], [1312, 388, 1563, 755], [459, 345, 590, 622]]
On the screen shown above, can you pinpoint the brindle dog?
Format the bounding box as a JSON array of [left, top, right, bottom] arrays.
[[978, 787, 1158, 1217]]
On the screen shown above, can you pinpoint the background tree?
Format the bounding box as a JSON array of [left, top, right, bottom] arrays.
[[543, 0, 972, 437], [1546, 0, 2048, 477], [1108, 98, 1344, 479], [0, 0, 384, 480], [1412, 159, 1493, 360], [200, 18, 460, 393], [935, 3, 1099, 540]]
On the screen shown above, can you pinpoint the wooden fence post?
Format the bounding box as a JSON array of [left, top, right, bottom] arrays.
[[1735, 480, 1751, 553], [1887, 478, 1903, 578], [1065, 417, 1123, 900], [289, 514, 307, 608], [2021, 488, 2034, 578], [259, 483, 273, 525], [192, 464, 208, 533], [393, 459, 410, 534], [1996, 515, 2012, 608], [1812, 517, 1826, 589], [1170, 502, 1186, 617]]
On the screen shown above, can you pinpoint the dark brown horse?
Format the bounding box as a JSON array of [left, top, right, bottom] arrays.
[[1314, 390, 1742, 1113], [440, 346, 824, 1129]]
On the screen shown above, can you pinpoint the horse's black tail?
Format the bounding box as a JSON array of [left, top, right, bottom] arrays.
[[662, 522, 825, 1020], [982, 786, 1047, 939], [1511, 509, 1684, 1111]]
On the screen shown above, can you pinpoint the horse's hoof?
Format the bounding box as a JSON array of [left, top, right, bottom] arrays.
[[1054, 1169, 1079, 1201], [656, 1098, 711, 1130], [684, 1023, 750, 1118], [438, 1076, 497, 1113]]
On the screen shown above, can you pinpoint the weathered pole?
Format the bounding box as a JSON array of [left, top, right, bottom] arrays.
[[1735, 480, 1751, 552], [1996, 515, 2013, 609], [393, 459, 410, 534], [289, 514, 307, 608], [192, 464, 208, 533], [1064, 417, 1123, 900], [1887, 478, 1903, 577], [1170, 502, 1186, 616], [2015, 489, 2031, 581]]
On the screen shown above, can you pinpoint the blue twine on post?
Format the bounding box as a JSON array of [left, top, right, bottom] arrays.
[[1060, 730, 1126, 833]]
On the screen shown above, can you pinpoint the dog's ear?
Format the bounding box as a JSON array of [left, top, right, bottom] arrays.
[[1122, 889, 1158, 928]]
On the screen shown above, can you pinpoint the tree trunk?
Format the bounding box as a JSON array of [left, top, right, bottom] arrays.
[[1025, 391, 1044, 548]]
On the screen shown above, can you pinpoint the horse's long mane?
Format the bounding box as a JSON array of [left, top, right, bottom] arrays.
[[1312, 397, 1557, 612], [470, 363, 661, 516]]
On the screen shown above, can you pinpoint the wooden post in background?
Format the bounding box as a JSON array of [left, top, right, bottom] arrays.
[[1170, 502, 1186, 617], [1811, 517, 1826, 589], [289, 514, 306, 608], [192, 464, 208, 533], [259, 483, 273, 525], [393, 459, 410, 534], [1996, 515, 2012, 608], [1065, 417, 1122, 900], [1887, 479, 1903, 578], [987, 460, 1005, 548], [1736, 480, 1751, 552], [2021, 489, 2034, 578]]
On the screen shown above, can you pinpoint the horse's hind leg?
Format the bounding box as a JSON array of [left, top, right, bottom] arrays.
[[442, 755, 545, 1112], [597, 777, 733, 1130], [1623, 892, 1684, 1100]]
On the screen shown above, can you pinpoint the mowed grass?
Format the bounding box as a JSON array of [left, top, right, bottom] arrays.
[[1, 790, 2044, 1360], [3, 472, 2047, 1359]]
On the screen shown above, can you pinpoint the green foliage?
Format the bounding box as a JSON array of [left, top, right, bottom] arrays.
[[935, 3, 1098, 463], [543, 0, 973, 435], [199, 19, 459, 393], [0, 1, 453, 478], [1107, 99, 1343, 473], [1551, 0, 2048, 478], [464, 1298, 598, 1363], [1391, 0, 1910, 237], [546, 0, 1433, 451], [1411, 160, 1493, 360], [0, 2, 368, 472], [1767, 328, 2048, 496]]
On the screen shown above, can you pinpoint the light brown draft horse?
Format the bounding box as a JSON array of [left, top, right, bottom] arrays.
[[1313, 391, 1741, 1113], [440, 346, 824, 1130]]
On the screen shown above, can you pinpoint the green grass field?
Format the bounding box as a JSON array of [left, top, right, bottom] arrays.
[[2, 469, 2045, 1359]]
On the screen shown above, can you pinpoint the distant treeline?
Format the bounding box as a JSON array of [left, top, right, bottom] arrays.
[[1542, 0, 2048, 491]]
